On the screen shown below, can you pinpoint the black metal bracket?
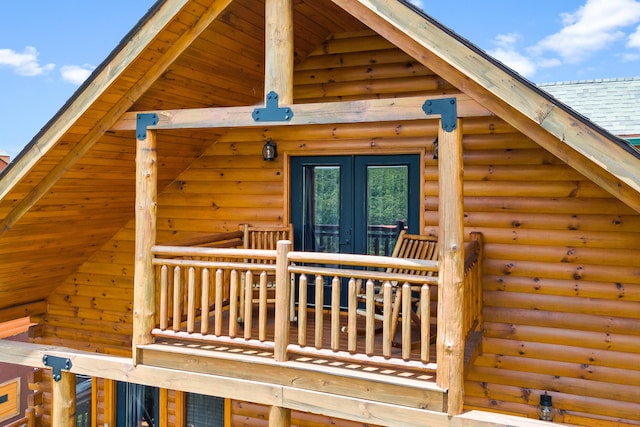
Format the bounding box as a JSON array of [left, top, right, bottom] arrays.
[[422, 98, 457, 132], [136, 113, 159, 140], [252, 91, 293, 122], [42, 354, 72, 382]]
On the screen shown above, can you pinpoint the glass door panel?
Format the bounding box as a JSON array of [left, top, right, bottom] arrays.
[[291, 155, 419, 307], [365, 165, 409, 256]]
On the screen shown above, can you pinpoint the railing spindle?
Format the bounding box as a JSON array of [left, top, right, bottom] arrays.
[[298, 274, 307, 346], [214, 268, 224, 336], [201, 268, 210, 335], [365, 279, 375, 355], [382, 281, 392, 357], [420, 284, 430, 362], [331, 276, 340, 351], [244, 270, 253, 339], [347, 278, 357, 353], [315, 275, 324, 349], [159, 265, 168, 330], [229, 269, 239, 338], [401, 283, 411, 360], [172, 266, 182, 332], [259, 271, 268, 341], [187, 267, 196, 333]]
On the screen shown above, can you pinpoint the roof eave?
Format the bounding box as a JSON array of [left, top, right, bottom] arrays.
[[333, 0, 640, 212]]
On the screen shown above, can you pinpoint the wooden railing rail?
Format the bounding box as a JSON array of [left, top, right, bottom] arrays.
[[462, 232, 484, 336], [5, 407, 36, 427], [158, 229, 244, 248]]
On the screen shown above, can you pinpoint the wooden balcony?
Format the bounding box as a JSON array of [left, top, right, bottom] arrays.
[[135, 234, 484, 414]]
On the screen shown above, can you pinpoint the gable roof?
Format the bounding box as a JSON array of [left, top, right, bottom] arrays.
[[539, 77, 640, 138], [1, 0, 640, 316]]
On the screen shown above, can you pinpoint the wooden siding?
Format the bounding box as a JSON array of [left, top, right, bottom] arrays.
[[27, 30, 640, 427], [428, 132, 640, 423]]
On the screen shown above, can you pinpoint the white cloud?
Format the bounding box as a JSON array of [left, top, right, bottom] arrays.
[[487, 33, 537, 77], [60, 64, 94, 85], [629, 25, 640, 48], [0, 46, 55, 76], [408, 0, 424, 9], [532, 0, 640, 63]]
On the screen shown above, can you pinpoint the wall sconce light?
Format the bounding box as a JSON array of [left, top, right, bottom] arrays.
[[431, 137, 439, 160], [262, 139, 277, 161], [538, 393, 554, 421]]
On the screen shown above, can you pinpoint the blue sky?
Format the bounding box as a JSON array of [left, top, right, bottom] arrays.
[[1, 0, 640, 160]]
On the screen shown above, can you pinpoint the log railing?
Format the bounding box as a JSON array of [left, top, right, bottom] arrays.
[[286, 249, 438, 367], [151, 236, 482, 373], [462, 232, 484, 337]]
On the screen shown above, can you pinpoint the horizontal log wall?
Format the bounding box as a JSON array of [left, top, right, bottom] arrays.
[[231, 400, 382, 427], [427, 126, 640, 424]]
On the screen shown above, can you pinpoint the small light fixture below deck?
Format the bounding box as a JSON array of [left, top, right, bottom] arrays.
[[538, 392, 554, 421], [262, 139, 277, 161]]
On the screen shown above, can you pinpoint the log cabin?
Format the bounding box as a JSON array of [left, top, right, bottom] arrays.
[[0, 0, 639, 426]]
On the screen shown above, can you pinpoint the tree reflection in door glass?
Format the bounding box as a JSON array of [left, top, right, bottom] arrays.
[[367, 165, 408, 256]]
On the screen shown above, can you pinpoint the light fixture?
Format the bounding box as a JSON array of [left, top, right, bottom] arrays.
[[262, 139, 277, 161], [431, 137, 439, 160], [538, 393, 554, 421]]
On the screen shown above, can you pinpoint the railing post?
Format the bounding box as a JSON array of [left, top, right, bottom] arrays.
[[274, 240, 291, 362], [436, 117, 465, 415], [471, 231, 484, 330], [133, 126, 157, 365]]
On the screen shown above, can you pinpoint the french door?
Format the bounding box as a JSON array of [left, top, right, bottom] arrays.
[[290, 155, 420, 306]]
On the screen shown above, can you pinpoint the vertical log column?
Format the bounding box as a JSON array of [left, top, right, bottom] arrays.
[[133, 126, 157, 365], [52, 371, 76, 427], [436, 118, 465, 415], [266, 2, 293, 423], [265, 0, 294, 104]]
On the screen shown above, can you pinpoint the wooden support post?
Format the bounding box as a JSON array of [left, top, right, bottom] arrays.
[[436, 118, 465, 415], [133, 128, 157, 365], [274, 240, 291, 362], [52, 371, 76, 427], [269, 405, 291, 427], [265, 0, 294, 104]]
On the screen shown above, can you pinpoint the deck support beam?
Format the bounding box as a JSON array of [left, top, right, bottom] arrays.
[[436, 118, 465, 415], [132, 127, 157, 365]]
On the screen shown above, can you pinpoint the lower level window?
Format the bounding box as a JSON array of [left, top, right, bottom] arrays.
[[116, 382, 158, 427], [186, 393, 224, 426]]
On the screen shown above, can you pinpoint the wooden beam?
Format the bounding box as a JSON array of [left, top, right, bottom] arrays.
[[0, 0, 234, 236], [265, 0, 294, 104], [331, 0, 640, 213], [52, 371, 76, 427], [132, 129, 157, 365], [111, 94, 491, 131], [0, 300, 46, 323], [436, 119, 465, 415]]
